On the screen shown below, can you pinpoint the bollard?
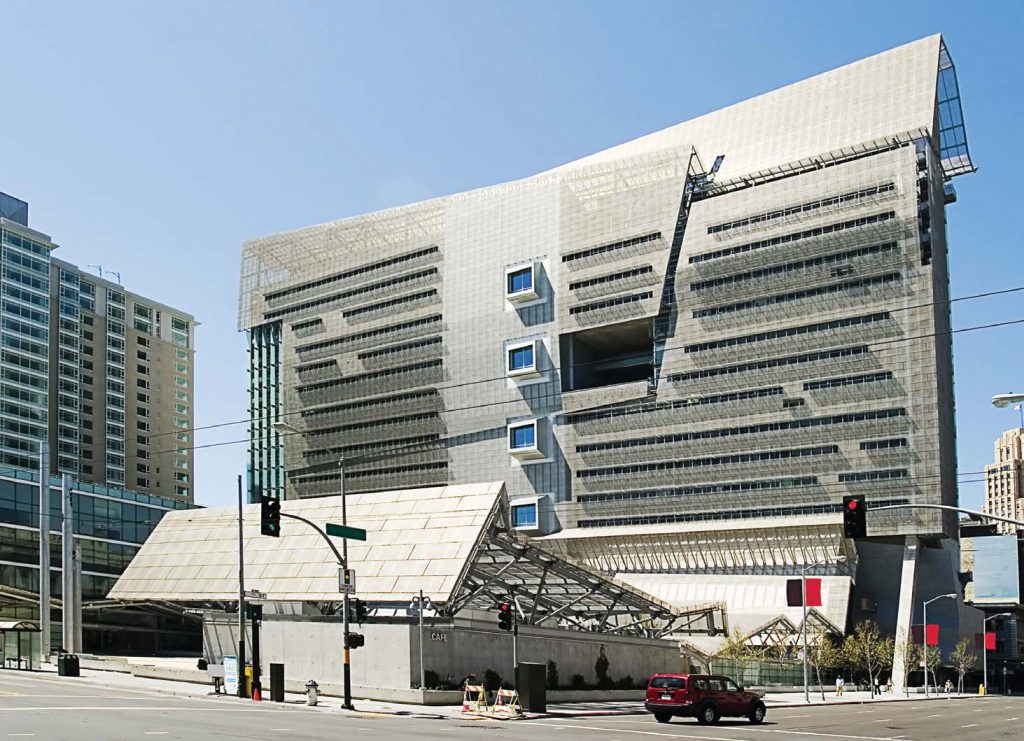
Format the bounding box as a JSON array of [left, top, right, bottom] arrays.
[[270, 663, 285, 702], [305, 680, 319, 706]]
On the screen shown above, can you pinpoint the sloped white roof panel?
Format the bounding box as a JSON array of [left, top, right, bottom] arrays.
[[108, 482, 503, 602]]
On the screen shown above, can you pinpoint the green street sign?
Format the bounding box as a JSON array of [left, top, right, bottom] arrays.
[[326, 523, 367, 541]]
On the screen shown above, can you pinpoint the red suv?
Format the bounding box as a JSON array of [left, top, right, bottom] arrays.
[[645, 673, 766, 725]]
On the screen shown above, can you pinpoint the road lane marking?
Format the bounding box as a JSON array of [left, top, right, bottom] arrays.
[[961, 725, 977, 728], [144, 734, 169, 736], [871, 718, 892, 722], [777, 714, 810, 719], [527, 721, 905, 741], [1007, 717, 1019, 721], [0, 706, 299, 712]]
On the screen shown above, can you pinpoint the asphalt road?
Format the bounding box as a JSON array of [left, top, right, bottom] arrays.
[[0, 670, 1021, 740]]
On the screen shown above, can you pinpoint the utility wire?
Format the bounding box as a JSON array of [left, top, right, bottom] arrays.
[[148, 312, 1024, 448], [149, 284, 1024, 440]]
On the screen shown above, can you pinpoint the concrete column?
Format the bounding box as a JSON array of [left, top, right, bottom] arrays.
[[891, 536, 919, 692], [37, 443, 50, 663]]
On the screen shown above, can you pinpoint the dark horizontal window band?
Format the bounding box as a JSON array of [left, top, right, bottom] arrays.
[[707, 183, 896, 235], [296, 315, 442, 355], [357, 336, 442, 360], [265, 269, 438, 320], [344, 289, 438, 318], [690, 242, 897, 292], [563, 232, 662, 263], [301, 390, 438, 419], [302, 434, 440, 460], [297, 359, 442, 393], [684, 312, 891, 354], [577, 444, 839, 479], [570, 291, 654, 315], [838, 469, 908, 482], [266, 245, 440, 302], [295, 359, 337, 373], [803, 371, 894, 391], [566, 387, 783, 425], [688, 211, 897, 265], [294, 460, 448, 484], [693, 273, 902, 318], [306, 412, 439, 437], [577, 476, 819, 504], [859, 438, 908, 451], [575, 407, 907, 454], [569, 266, 655, 291], [668, 346, 869, 384], [291, 318, 323, 331], [577, 497, 911, 529]]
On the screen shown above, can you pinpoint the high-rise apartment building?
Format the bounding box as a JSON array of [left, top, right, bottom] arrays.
[[0, 194, 195, 499], [239, 36, 973, 673], [0, 191, 198, 652], [985, 428, 1024, 534]]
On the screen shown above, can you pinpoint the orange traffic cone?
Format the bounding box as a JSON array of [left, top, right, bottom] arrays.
[[252, 686, 261, 702]]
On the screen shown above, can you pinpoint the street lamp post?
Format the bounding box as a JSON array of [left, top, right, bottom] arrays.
[[802, 555, 846, 703], [273, 421, 354, 710], [982, 613, 1011, 696], [992, 393, 1024, 426], [922, 594, 955, 697]]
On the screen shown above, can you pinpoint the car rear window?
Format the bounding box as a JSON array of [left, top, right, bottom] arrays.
[[649, 676, 686, 690]]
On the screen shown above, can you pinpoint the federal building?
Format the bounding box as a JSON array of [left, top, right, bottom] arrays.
[[236, 36, 976, 680]]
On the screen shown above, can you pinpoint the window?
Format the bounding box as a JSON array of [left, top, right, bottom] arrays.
[[511, 503, 538, 529], [506, 341, 539, 378], [508, 420, 544, 460], [505, 265, 538, 302]]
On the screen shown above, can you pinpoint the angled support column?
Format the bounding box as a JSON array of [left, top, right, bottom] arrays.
[[891, 537, 918, 693]]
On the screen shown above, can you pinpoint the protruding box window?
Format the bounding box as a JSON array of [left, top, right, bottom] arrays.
[[506, 340, 539, 378], [512, 502, 538, 529], [505, 264, 539, 303], [508, 420, 543, 459]]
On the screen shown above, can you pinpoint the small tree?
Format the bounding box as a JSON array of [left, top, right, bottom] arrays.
[[843, 620, 890, 696], [950, 638, 976, 695], [893, 629, 920, 696], [546, 660, 559, 690], [595, 644, 612, 689], [922, 641, 942, 693], [717, 627, 753, 660], [806, 629, 843, 701]]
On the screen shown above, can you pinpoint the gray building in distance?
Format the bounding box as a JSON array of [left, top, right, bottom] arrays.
[[239, 36, 975, 683]]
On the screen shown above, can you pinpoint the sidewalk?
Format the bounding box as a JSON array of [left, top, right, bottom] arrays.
[[14, 663, 984, 721]]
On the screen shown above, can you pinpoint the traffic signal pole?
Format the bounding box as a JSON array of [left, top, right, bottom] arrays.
[[339, 459, 354, 711], [237, 475, 247, 698]]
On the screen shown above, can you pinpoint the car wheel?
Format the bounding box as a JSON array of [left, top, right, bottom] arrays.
[[653, 712, 671, 724], [747, 702, 766, 724], [697, 704, 719, 725]]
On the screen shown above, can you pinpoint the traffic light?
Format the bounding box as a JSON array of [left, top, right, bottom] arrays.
[[842, 495, 867, 539], [497, 602, 513, 631], [350, 598, 368, 624], [345, 632, 365, 649], [260, 495, 281, 537]]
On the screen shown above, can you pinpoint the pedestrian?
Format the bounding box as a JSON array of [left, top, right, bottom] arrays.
[[835, 675, 844, 697], [885, 677, 892, 694], [944, 679, 953, 697], [874, 676, 880, 696]]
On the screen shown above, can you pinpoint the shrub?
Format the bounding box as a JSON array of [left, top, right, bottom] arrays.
[[615, 675, 634, 690], [423, 670, 442, 689], [595, 645, 612, 689], [547, 660, 560, 690], [570, 673, 586, 690]]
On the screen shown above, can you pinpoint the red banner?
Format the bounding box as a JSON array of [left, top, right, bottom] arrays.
[[926, 623, 939, 647], [804, 578, 822, 607], [987, 631, 996, 651]]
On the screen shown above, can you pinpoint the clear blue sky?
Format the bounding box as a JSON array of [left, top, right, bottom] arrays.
[[3, 0, 1021, 508]]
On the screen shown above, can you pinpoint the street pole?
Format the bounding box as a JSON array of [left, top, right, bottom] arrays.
[[237, 475, 247, 698], [61, 474, 74, 653], [983, 626, 987, 696], [340, 458, 353, 711], [923, 600, 928, 698], [38, 442, 49, 662], [802, 571, 809, 703], [419, 590, 425, 692]]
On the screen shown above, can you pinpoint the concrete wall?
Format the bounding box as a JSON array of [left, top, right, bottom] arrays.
[[204, 613, 680, 694]]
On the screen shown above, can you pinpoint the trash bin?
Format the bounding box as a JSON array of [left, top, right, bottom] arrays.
[[58, 654, 80, 677], [270, 663, 285, 702], [515, 662, 546, 713]]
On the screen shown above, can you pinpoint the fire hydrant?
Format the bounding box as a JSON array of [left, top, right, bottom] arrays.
[[305, 680, 319, 706]]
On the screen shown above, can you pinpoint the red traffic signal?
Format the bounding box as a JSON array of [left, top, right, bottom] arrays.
[[497, 602, 513, 631], [842, 495, 867, 538]]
